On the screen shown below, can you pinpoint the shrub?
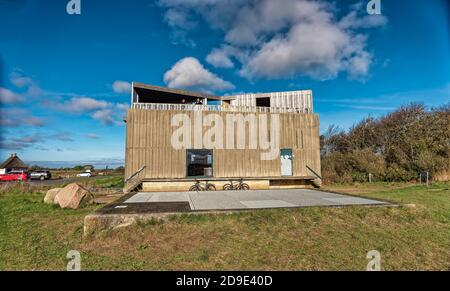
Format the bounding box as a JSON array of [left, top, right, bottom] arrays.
[[321, 103, 450, 183]]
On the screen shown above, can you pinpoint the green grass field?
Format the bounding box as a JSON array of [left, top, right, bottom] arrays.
[[0, 182, 449, 270]]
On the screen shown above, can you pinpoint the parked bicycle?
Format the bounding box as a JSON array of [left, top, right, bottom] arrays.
[[223, 179, 250, 191], [189, 180, 216, 191]]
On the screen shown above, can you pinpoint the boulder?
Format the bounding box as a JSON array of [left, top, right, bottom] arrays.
[[44, 188, 62, 204], [55, 183, 94, 209]]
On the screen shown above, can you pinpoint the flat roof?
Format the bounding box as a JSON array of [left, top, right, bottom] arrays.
[[133, 82, 223, 101], [132, 82, 312, 103]]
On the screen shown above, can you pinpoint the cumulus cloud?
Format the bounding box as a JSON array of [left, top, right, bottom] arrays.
[[10, 74, 34, 88], [0, 108, 46, 128], [339, 11, 388, 29], [162, 7, 198, 47], [9, 70, 44, 97], [239, 22, 371, 80], [2, 69, 128, 130], [91, 108, 126, 126], [206, 46, 236, 68], [0, 87, 24, 104], [159, 0, 388, 81], [56, 97, 109, 114], [48, 96, 126, 126], [164, 8, 197, 29], [91, 109, 115, 125], [116, 103, 130, 112], [23, 116, 46, 127], [163, 57, 235, 93], [112, 80, 132, 94]]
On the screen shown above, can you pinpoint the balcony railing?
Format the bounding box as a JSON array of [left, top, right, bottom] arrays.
[[132, 103, 312, 114]]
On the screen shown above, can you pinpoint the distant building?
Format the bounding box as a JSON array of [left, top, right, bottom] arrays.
[[0, 154, 29, 174], [84, 165, 95, 173]]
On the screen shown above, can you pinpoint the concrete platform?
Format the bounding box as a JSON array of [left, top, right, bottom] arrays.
[[84, 189, 390, 235], [124, 189, 387, 211]]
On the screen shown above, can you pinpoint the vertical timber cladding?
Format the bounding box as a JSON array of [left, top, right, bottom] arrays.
[[125, 109, 321, 180]]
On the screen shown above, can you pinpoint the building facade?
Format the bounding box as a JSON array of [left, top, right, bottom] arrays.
[[124, 83, 321, 192]]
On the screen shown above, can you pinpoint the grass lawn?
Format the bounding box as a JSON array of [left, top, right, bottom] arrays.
[[0, 182, 449, 270]]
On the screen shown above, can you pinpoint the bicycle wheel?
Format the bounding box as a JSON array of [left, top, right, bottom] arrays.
[[206, 184, 216, 191], [189, 185, 200, 191], [240, 183, 250, 190], [223, 184, 232, 190]]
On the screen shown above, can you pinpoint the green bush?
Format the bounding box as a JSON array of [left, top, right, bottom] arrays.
[[321, 103, 450, 183]]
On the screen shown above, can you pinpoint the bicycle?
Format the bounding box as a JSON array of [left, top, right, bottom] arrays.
[[189, 180, 216, 191], [223, 179, 250, 191]]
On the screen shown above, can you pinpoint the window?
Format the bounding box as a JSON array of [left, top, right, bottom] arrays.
[[186, 149, 213, 177], [256, 97, 271, 107]]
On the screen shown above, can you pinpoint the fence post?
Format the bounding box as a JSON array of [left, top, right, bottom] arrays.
[[426, 172, 429, 186], [368, 173, 372, 183]]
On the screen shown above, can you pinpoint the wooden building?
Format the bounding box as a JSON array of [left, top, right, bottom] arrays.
[[124, 83, 321, 192]]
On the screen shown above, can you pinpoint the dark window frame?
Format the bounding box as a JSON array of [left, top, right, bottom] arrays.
[[185, 149, 214, 178]]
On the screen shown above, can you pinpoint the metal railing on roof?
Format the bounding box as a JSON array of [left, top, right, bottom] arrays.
[[132, 103, 312, 114]]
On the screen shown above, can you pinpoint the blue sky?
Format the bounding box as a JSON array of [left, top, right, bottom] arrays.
[[0, 0, 449, 164]]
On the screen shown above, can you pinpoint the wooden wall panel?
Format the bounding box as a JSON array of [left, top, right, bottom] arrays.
[[125, 109, 321, 179]]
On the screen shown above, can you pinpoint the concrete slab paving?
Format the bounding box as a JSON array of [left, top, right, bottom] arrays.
[[125, 193, 153, 203], [189, 193, 248, 210], [240, 200, 297, 209], [148, 192, 190, 203], [225, 191, 280, 201], [123, 188, 387, 211], [282, 197, 342, 207]]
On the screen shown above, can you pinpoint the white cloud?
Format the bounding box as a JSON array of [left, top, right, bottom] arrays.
[[57, 97, 109, 114], [10, 75, 34, 88], [159, 0, 388, 81], [240, 22, 352, 79], [9, 70, 43, 97], [206, 46, 235, 68], [339, 11, 388, 29], [112, 80, 132, 94], [0, 87, 24, 104], [3, 69, 128, 128], [91, 104, 128, 126], [116, 103, 130, 112], [161, 7, 198, 47], [0, 108, 46, 128], [48, 96, 127, 126], [91, 109, 117, 125], [48, 96, 125, 126], [23, 116, 46, 127], [163, 57, 235, 93], [164, 8, 197, 30]]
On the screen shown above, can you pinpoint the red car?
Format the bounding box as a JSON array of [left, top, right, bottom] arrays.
[[0, 171, 29, 182]]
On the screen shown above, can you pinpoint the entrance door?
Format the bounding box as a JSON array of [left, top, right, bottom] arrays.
[[280, 149, 293, 176]]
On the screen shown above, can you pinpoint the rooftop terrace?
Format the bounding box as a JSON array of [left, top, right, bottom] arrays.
[[131, 82, 314, 114]]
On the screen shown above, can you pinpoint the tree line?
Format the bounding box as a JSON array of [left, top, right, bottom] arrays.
[[320, 103, 450, 183]]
